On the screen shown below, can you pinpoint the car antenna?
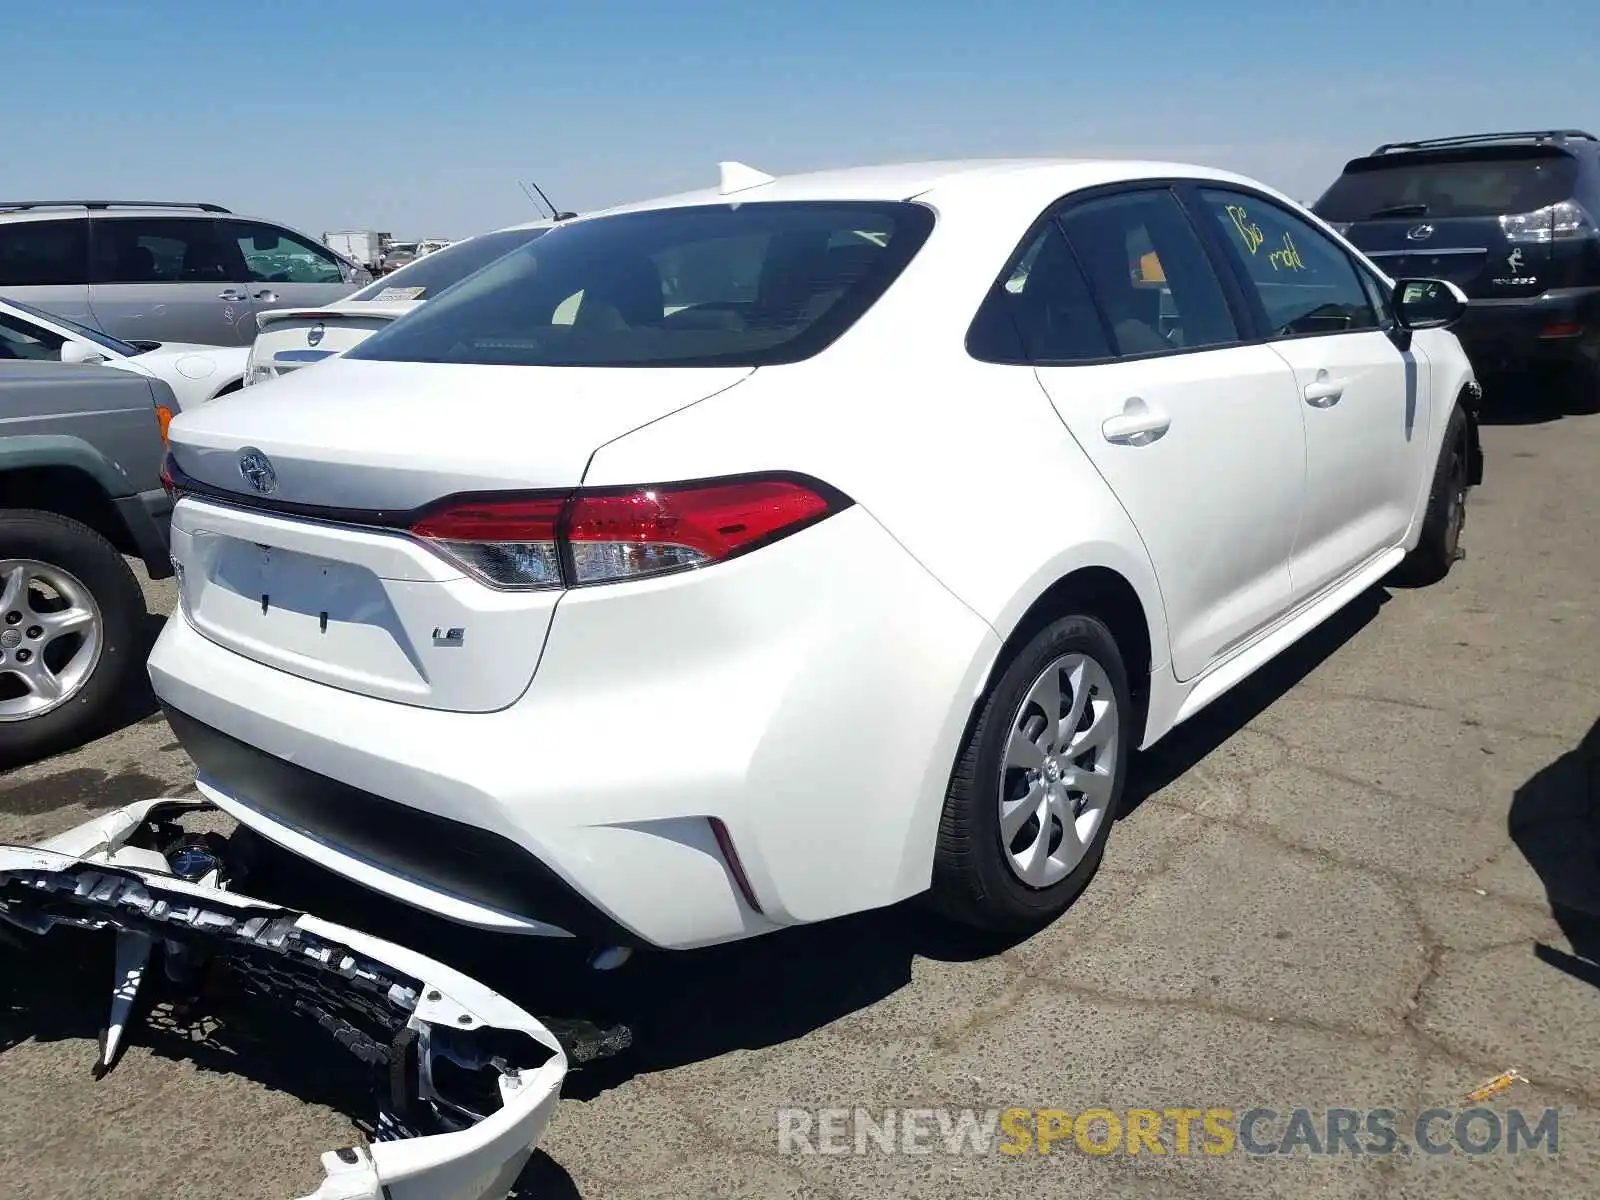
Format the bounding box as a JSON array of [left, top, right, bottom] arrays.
[[522, 178, 577, 222]]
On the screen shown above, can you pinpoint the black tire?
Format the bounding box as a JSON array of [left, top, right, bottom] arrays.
[[1393, 403, 1470, 587], [0, 509, 145, 766], [930, 614, 1131, 932]]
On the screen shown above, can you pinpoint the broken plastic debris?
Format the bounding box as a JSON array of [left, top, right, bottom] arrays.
[[1466, 1069, 1527, 1103], [2, 799, 579, 1200]]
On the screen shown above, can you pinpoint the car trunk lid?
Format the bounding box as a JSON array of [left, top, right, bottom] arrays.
[[164, 358, 754, 710]]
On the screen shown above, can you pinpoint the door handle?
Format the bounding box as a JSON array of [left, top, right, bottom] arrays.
[[1303, 375, 1346, 407], [1101, 399, 1171, 446], [253, 289, 279, 303], [217, 289, 248, 302]]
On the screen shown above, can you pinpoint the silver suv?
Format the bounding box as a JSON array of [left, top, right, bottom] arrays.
[[0, 200, 373, 347]]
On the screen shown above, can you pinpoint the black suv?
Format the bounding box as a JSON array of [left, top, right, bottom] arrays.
[[1313, 129, 1600, 396]]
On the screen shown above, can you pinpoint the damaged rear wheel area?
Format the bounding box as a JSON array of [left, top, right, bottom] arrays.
[[0, 800, 593, 1200]]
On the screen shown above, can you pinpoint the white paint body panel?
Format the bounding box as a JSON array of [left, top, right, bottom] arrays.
[[150, 157, 1478, 949]]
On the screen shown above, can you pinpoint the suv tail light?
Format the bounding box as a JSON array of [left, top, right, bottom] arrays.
[[1500, 199, 1597, 243], [409, 474, 850, 590]]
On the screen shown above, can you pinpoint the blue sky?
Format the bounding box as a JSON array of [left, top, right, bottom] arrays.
[[7, 0, 1596, 239]]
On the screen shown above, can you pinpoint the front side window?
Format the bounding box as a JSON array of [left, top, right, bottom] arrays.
[[229, 221, 345, 285], [0, 218, 90, 287], [1, 299, 136, 356], [90, 218, 239, 284], [1197, 189, 1379, 338], [0, 312, 66, 360], [1057, 189, 1240, 355], [346, 201, 935, 368]]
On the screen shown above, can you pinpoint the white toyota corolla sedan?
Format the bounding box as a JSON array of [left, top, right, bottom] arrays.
[[150, 158, 1482, 955]]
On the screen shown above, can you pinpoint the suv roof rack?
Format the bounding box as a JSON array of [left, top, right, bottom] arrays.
[[1369, 130, 1599, 155], [0, 200, 232, 214]]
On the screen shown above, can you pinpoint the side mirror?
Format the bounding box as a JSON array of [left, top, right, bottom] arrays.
[[60, 341, 108, 365], [1393, 277, 1468, 331]]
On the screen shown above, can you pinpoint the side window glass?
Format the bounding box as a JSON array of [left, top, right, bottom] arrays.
[[967, 221, 1112, 364], [1357, 268, 1394, 324], [0, 312, 67, 360], [231, 222, 346, 285], [1198, 189, 1380, 338], [0, 220, 90, 287], [91, 218, 236, 284], [1057, 189, 1240, 355]]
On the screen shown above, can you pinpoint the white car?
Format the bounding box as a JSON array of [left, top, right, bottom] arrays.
[[150, 158, 1482, 957], [0, 295, 248, 410], [244, 221, 554, 387]]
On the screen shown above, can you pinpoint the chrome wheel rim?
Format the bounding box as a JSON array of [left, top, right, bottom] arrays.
[[0, 559, 103, 722], [998, 652, 1119, 888]]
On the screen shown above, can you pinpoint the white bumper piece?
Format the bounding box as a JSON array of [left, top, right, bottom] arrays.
[[0, 800, 570, 1200]]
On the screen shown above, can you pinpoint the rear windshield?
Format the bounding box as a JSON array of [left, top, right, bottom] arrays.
[[1314, 148, 1579, 221], [345, 201, 935, 368], [347, 227, 548, 302]]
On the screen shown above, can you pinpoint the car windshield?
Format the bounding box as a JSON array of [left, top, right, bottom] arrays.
[[1314, 148, 1580, 221], [2, 297, 137, 356], [345, 201, 935, 368], [346, 228, 549, 302]]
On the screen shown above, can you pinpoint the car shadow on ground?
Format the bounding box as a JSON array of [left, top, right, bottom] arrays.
[[1121, 585, 1385, 816], [0, 587, 1389, 1196], [1510, 714, 1600, 990], [1475, 367, 1599, 426]]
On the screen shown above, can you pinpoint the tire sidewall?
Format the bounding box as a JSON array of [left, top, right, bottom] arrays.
[[0, 511, 144, 764], [966, 615, 1132, 922]]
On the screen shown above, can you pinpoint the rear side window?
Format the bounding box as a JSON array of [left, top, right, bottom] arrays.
[[1057, 189, 1240, 355], [0, 218, 90, 286], [1314, 149, 1580, 221], [90, 217, 242, 284], [346, 201, 935, 368], [967, 222, 1112, 363]]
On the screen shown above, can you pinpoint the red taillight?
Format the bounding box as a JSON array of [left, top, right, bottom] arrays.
[[709, 816, 763, 914], [409, 496, 566, 589], [1539, 321, 1584, 340], [159, 451, 181, 500], [408, 474, 845, 590]]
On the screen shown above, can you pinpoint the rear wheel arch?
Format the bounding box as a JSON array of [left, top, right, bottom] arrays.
[[984, 566, 1156, 750]]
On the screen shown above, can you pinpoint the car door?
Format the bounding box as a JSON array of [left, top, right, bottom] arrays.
[[222, 219, 355, 314], [1002, 186, 1307, 682], [87, 216, 256, 345], [1189, 187, 1431, 605]]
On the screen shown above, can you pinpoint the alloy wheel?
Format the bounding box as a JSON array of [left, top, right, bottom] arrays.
[[997, 652, 1119, 888], [0, 559, 103, 722]]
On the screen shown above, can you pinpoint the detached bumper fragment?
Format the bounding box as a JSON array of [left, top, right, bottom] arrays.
[[0, 800, 571, 1200]]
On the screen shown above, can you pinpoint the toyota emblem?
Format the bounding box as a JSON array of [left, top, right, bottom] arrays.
[[238, 447, 278, 495], [307, 322, 325, 347], [1406, 224, 1435, 241]]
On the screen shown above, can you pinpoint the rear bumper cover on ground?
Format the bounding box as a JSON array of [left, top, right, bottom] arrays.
[[0, 800, 568, 1200]]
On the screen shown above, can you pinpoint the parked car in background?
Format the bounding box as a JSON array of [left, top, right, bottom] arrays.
[[0, 296, 248, 409], [244, 219, 554, 386], [0, 201, 372, 348], [153, 158, 1482, 957], [1313, 129, 1600, 400], [323, 229, 387, 275], [0, 361, 178, 763]]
